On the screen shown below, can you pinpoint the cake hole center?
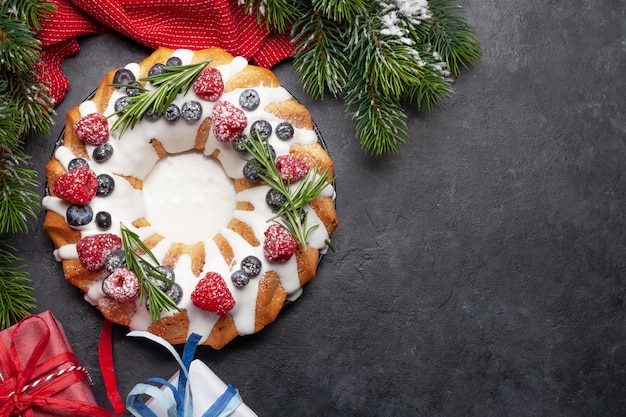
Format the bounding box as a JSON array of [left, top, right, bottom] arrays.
[[142, 151, 236, 244]]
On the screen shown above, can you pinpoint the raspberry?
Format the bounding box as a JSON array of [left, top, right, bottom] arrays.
[[191, 272, 235, 315], [275, 154, 309, 184], [212, 101, 247, 143], [263, 224, 297, 263], [102, 268, 141, 303], [74, 113, 109, 146], [76, 233, 122, 271], [193, 68, 224, 101], [53, 167, 98, 205]]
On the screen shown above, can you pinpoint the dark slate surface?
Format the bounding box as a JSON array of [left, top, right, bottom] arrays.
[[15, 1, 626, 415]]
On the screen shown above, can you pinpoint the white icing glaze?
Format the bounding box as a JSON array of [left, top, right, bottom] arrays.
[[142, 152, 236, 244], [43, 49, 335, 344]]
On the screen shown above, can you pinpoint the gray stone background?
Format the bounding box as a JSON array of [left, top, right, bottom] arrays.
[[17, 0, 626, 415]]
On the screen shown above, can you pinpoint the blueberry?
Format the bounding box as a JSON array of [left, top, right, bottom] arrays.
[[114, 96, 131, 113], [93, 143, 113, 162], [181, 101, 202, 122], [148, 265, 174, 292], [250, 120, 272, 140], [125, 81, 144, 97], [105, 249, 126, 272], [163, 103, 181, 122], [267, 144, 276, 160], [249, 136, 275, 159], [243, 160, 262, 182], [112, 69, 136, 86], [66, 204, 93, 226], [266, 188, 287, 211], [95, 211, 112, 230], [166, 56, 182, 66], [68, 158, 89, 171], [231, 270, 250, 287], [146, 282, 183, 311], [166, 283, 183, 304], [156, 265, 176, 282], [241, 255, 262, 277], [232, 134, 250, 153], [148, 63, 166, 77], [145, 109, 162, 120], [275, 122, 295, 140], [101, 275, 112, 296], [96, 174, 115, 197], [239, 89, 260, 111]]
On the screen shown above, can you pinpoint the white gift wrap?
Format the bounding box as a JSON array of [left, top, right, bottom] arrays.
[[146, 359, 257, 417]]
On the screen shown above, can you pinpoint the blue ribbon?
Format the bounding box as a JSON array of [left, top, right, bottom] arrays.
[[125, 331, 243, 417]]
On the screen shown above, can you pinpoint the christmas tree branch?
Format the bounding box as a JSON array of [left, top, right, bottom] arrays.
[[0, 149, 40, 234], [311, 0, 367, 22], [280, 0, 481, 155], [240, 0, 302, 33], [0, 240, 37, 330], [426, 0, 482, 76], [0, 0, 57, 328], [292, 10, 348, 99]]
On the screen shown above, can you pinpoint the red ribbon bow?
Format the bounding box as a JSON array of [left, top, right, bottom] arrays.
[[0, 314, 115, 417]]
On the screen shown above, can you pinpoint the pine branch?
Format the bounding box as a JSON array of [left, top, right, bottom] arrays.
[[292, 10, 348, 99], [0, 240, 36, 330], [240, 0, 303, 33], [0, 0, 58, 328], [2, 72, 56, 136], [285, 0, 481, 156], [311, 0, 367, 22], [404, 62, 454, 112], [0, 12, 41, 74], [4, 0, 56, 30], [425, 0, 482, 76], [345, 74, 408, 155], [0, 149, 40, 234]]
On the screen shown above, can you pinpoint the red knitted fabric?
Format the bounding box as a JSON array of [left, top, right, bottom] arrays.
[[37, 0, 296, 107]]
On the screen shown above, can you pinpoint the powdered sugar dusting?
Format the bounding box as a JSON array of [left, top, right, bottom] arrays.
[[76, 233, 122, 271], [212, 100, 247, 142], [74, 113, 110, 145], [193, 67, 224, 101], [263, 224, 297, 263], [102, 268, 141, 303], [275, 154, 309, 184]]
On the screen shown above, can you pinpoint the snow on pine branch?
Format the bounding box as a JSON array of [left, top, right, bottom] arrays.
[[379, 0, 432, 44]]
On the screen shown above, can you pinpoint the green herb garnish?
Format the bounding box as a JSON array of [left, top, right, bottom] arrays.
[[243, 133, 331, 247], [120, 224, 179, 323], [109, 60, 210, 137]]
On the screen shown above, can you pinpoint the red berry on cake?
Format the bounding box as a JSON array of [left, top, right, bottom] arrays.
[[53, 166, 99, 205], [102, 268, 141, 303], [73, 113, 109, 146], [263, 224, 297, 263], [275, 154, 309, 184], [191, 272, 236, 315], [193, 67, 224, 101], [76, 233, 123, 271], [212, 101, 247, 142]]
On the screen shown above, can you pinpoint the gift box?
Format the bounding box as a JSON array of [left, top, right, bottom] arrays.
[[0, 311, 114, 417], [126, 332, 257, 417]]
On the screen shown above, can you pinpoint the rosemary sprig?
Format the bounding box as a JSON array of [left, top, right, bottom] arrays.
[[243, 133, 330, 247], [120, 224, 179, 323], [109, 60, 211, 137]]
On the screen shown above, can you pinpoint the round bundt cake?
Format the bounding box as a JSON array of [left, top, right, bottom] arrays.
[[42, 47, 338, 349]]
